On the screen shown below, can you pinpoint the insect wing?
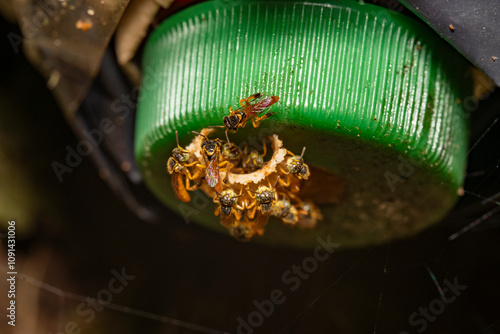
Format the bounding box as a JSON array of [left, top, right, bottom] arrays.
[[172, 173, 191, 202], [253, 96, 279, 114], [206, 158, 221, 191]]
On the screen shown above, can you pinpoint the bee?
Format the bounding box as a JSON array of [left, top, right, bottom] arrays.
[[229, 220, 256, 242], [221, 142, 242, 165], [167, 131, 201, 202], [279, 147, 310, 192], [213, 93, 279, 134], [296, 201, 323, 229], [242, 138, 267, 172], [221, 132, 243, 169], [192, 131, 229, 193], [272, 197, 291, 216], [272, 197, 300, 225], [284, 147, 310, 179], [246, 177, 280, 229], [247, 182, 278, 215], [282, 206, 299, 225], [213, 189, 245, 228]]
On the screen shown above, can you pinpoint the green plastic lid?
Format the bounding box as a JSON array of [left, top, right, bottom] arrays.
[[135, 0, 471, 248]]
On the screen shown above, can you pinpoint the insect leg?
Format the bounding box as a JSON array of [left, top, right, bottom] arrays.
[[279, 166, 290, 175], [246, 203, 257, 219], [278, 173, 291, 187], [251, 117, 261, 128], [255, 112, 273, 122], [234, 209, 242, 221], [184, 161, 198, 168], [184, 174, 197, 191], [261, 137, 267, 156]]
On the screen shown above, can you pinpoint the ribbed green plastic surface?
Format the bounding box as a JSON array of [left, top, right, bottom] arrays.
[[135, 0, 470, 248]]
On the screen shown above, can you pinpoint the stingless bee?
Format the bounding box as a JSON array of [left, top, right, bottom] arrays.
[[229, 220, 256, 242], [246, 176, 280, 229], [242, 138, 267, 172], [282, 206, 299, 225], [192, 131, 230, 193], [213, 188, 245, 228], [284, 147, 310, 179], [213, 93, 279, 134], [279, 147, 310, 192], [167, 131, 201, 202], [271, 198, 291, 217], [296, 201, 323, 229], [221, 142, 242, 166], [272, 196, 300, 225], [221, 132, 243, 171]]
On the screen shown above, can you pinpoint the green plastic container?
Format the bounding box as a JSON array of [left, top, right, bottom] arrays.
[[135, 0, 471, 248]]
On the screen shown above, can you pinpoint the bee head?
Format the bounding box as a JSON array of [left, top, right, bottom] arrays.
[[172, 147, 190, 162], [220, 189, 238, 206], [272, 199, 291, 217], [282, 206, 299, 225], [299, 164, 310, 180], [167, 157, 177, 174], [202, 139, 221, 157], [223, 114, 242, 132], [286, 155, 304, 174], [222, 143, 241, 160]]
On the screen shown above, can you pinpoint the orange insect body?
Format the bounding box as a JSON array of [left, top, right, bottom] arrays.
[[214, 189, 245, 228], [193, 132, 229, 194], [171, 172, 191, 203], [167, 131, 201, 202], [222, 93, 279, 133]]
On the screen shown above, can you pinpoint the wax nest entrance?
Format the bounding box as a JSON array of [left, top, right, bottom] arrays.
[[169, 126, 323, 242]]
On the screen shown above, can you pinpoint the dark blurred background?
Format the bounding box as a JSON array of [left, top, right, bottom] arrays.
[[1, 9, 500, 334]]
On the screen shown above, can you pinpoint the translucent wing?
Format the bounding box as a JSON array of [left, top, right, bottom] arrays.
[[253, 96, 279, 114], [206, 158, 222, 193]]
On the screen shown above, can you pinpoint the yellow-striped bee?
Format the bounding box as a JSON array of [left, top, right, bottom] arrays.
[[167, 131, 200, 202], [214, 189, 245, 228], [219, 93, 279, 134], [192, 131, 229, 193]]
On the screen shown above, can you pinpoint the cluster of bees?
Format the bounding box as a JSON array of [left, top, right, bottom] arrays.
[[167, 93, 322, 241]]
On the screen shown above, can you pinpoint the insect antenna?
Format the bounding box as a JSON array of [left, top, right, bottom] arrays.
[[192, 131, 209, 140], [300, 146, 307, 159], [225, 131, 231, 145], [273, 175, 281, 188], [175, 130, 182, 149]]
